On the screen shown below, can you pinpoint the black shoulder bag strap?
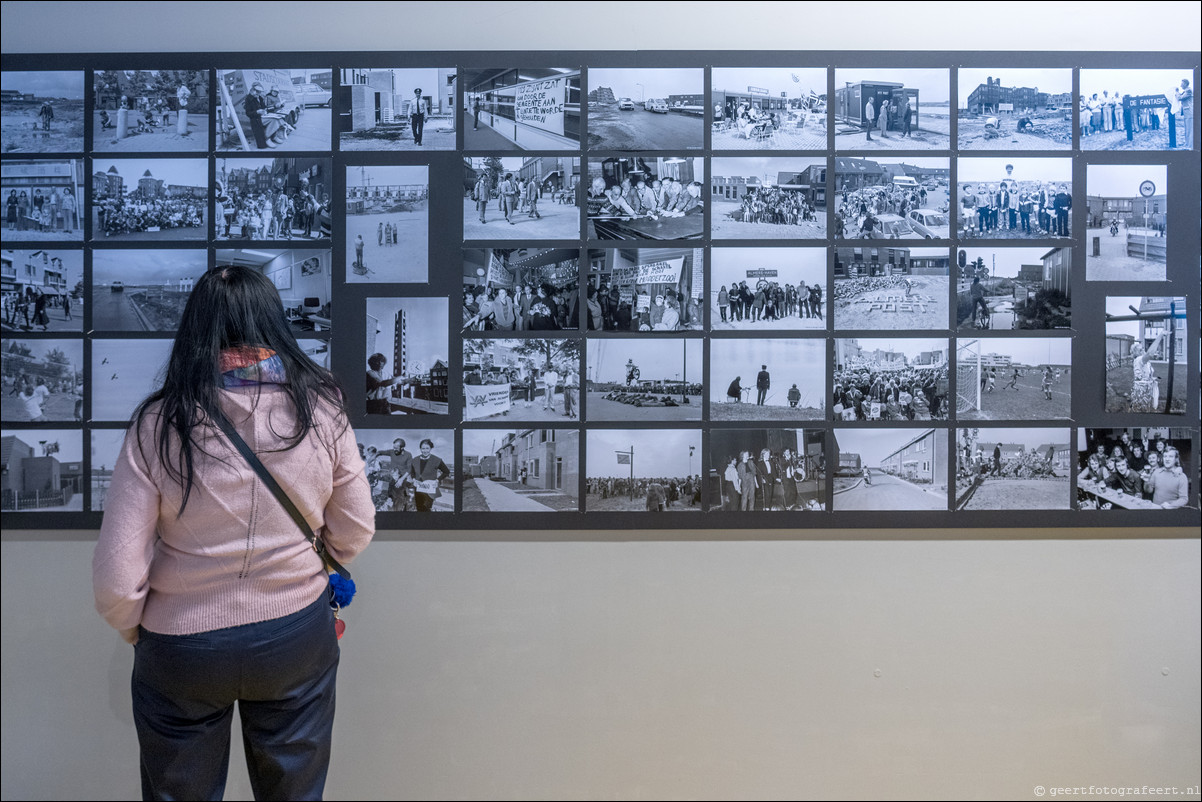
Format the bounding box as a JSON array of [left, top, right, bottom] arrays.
[[214, 414, 352, 580]]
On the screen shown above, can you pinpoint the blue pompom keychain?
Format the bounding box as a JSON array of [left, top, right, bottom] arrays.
[[328, 573, 356, 607]]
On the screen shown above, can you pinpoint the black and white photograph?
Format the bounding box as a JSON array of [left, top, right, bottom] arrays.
[[339, 68, 456, 150], [1, 71, 84, 154], [711, 247, 825, 331], [0, 429, 83, 512], [346, 165, 428, 283], [465, 156, 581, 241], [357, 429, 454, 513], [585, 338, 701, 422], [1104, 296, 1188, 415], [831, 428, 948, 512], [710, 68, 827, 151], [91, 158, 207, 241], [584, 156, 704, 241], [710, 157, 826, 239], [1085, 164, 1168, 281], [365, 297, 449, 416], [834, 68, 950, 151], [217, 69, 331, 152], [1076, 427, 1195, 511], [92, 70, 210, 152], [585, 428, 703, 513], [708, 428, 826, 512], [1, 249, 83, 333], [956, 68, 1073, 150], [461, 428, 580, 512], [215, 157, 331, 241], [296, 338, 330, 370], [833, 156, 950, 240], [463, 338, 580, 422], [586, 248, 703, 331], [953, 337, 1072, 421], [832, 338, 950, 422], [586, 68, 704, 151], [1, 339, 82, 422], [1, 158, 84, 242], [956, 157, 1074, 240], [91, 249, 206, 332], [463, 68, 581, 151], [834, 246, 948, 331], [216, 248, 332, 335], [90, 337, 173, 422], [956, 247, 1071, 331], [709, 338, 825, 421], [462, 248, 580, 331], [89, 428, 126, 512], [1079, 69, 1195, 151], [955, 426, 1071, 511]]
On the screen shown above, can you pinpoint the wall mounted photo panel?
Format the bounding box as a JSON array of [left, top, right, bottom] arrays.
[[357, 428, 455, 513], [586, 337, 702, 422], [585, 428, 703, 512], [465, 156, 581, 241], [2, 338, 83, 422], [712, 246, 826, 332], [463, 338, 579, 422], [2, 249, 83, 333], [832, 337, 950, 422], [461, 427, 580, 511], [462, 248, 581, 331], [954, 337, 1072, 421], [0, 159, 84, 242], [956, 247, 1071, 331], [955, 427, 1071, 510], [1076, 427, 1195, 510], [89, 338, 173, 422], [585, 156, 704, 241], [709, 338, 825, 421], [1104, 296, 1188, 415], [956, 68, 1072, 151], [92, 69, 210, 153], [833, 246, 948, 332], [339, 67, 456, 151], [0, 70, 85, 154], [1079, 69, 1195, 152], [0, 428, 83, 512], [92, 157, 207, 241], [834, 68, 950, 151], [710, 157, 827, 240], [463, 68, 581, 152], [956, 157, 1073, 240], [586, 68, 704, 151], [1085, 164, 1168, 281], [711, 68, 827, 151], [345, 164, 429, 283], [833, 157, 949, 241], [708, 428, 826, 511], [586, 247, 703, 332], [91, 249, 207, 332], [365, 297, 449, 416], [216, 68, 331, 152], [831, 428, 948, 511], [215, 156, 331, 242]]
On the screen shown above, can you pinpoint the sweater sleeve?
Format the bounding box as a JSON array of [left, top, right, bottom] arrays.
[[320, 414, 375, 565]]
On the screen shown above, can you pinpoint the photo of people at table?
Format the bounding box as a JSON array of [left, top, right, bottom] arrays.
[[1076, 428, 1194, 510], [711, 68, 827, 151], [584, 156, 704, 241]]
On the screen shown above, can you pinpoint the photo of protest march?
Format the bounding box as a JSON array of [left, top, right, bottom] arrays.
[[365, 297, 449, 416], [1, 159, 84, 242], [92, 69, 209, 152], [463, 68, 580, 151], [1076, 427, 1195, 511], [711, 68, 827, 150], [834, 69, 950, 151], [339, 68, 455, 150], [2, 339, 82, 422], [358, 428, 454, 513], [584, 156, 704, 241], [833, 338, 950, 422], [1, 71, 84, 153], [955, 427, 1070, 511], [956, 68, 1072, 150], [954, 337, 1071, 421], [956, 157, 1073, 240], [1104, 296, 1187, 415], [346, 165, 428, 283], [831, 428, 947, 512], [90, 338, 172, 422], [586, 248, 702, 331], [1080, 69, 1194, 151], [711, 247, 825, 331], [709, 337, 824, 421], [462, 248, 580, 331], [833, 157, 950, 241], [216, 248, 332, 335], [461, 428, 580, 512], [464, 156, 581, 241], [585, 428, 702, 513], [91, 158, 206, 241], [586, 338, 701, 422], [1085, 164, 1167, 281], [834, 246, 947, 331], [708, 429, 825, 512], [91, 249, 205, 331], [956, 247, 1070, 331], [710, 157, 826, 239], [1, 249, 82, 333], [89, 428, 126, 512], [587, 68, 703, 151], [0, 429, 83, 512], [217, 69, 331, 152], [215, 157, 331, 241], [463, 338, 579, 422]]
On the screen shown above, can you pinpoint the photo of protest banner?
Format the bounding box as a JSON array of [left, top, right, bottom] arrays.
[[954, 337, 1071, 421], [92, 69, 210, 152], [1085, 164, 1168, 281], [955, 157, 1073, 240], [465, 156, 581, 241], [831, 428, 948, 512], [216, 248, 332, 335], [1, 71, 84, 153], [215, 157, 332, 242], [709, 337, 825, 421], [462, 427, 580, 512], [834, 68, 950, 151], [0, 429, 83, 512], [0, 158, 84, 242], [339, 67, 456, 150], [463, 68, 581, 151], [90, 337, 173, 422], [91, 248, 206, 332], [1104, 296, 1187, 415], [586, 337, 701, 422], [833, 156, 949, 241], [955, 426, 1071, 510], [345, 164, 428, 283], [357, 428, 455, 513], [955, 247, 1070, 331], [833, 337, 950, 422], [365, 297, 449, 416], [91, 157, 206, 241], [711, 68, 827, 151], [217, 68, 330, 152], [1, 249, 83, 333], [834, 245, 948, 331], [587, 68, 704, 151], [710, 156, 826, 240], [463, 338, 580, 422], [711, 247, 825, 332], [708, 428, 826, 512], [584, 156, 704, 241], [585, 428, 703, 513], [956, 68, 1072, 151], [1, 339, 82, 422], [1076, 427, 1195, 511], [90, 428, 127, 511], [1080, 69, 1195, 151], [462, 248, 580, 331], [586, 247, 702, 332]]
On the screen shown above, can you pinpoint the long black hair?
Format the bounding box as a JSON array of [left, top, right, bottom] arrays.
[[132, 264, 346, 513]]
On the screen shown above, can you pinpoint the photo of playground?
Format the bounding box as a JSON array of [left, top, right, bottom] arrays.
[[0, 158, 84, 242], [1104, 296, 1187, 415], [358, 428, 454, 513], [345, 164, 428, 283], [955, 427, 1071, 511], [1079, 69, 1195, 151], [1076, 427, 1195, 511], [1085, 164, 1167, 281], [833, 156, 950, 240], [710, 156, 826, 239], [709, 337, 824, 421], [586, 247, 702, 332], [831, 428, 947, 512], [461, 428, 580, 512], [955, 337, 1072, 421], [464, 156, 581, 241], [0, 429, 83, 512], [92, 69, 209, 152], [91, 158, 207, 241], [339, 67, 455, 151], [90, 337, 172, 422], [833, 337, 950, 422], [462, 248, 580, 331], [463, 68, 580, 151], [91, 248, 206, 331], [586, 68, 704, 151], [585, 428, 703, 513], [217, 68, 330, 152], [956, 157, 1074, 240], [0, 71, 84, 154], [956, 68, 1072, 150], [463, 338, 579, 422], [710, 68, 827, 150], [584, 155, 704, 241], [214, 157, 331, 241], [216, 248, 332, 335], [956, 246, 1071, 331], [586, 337, 701, 422], [1, 339, 82, 423], [711, 246, 825, 331], [365, 297, 449, 416], [708, 428, 826, 512], [1, 249, 83, 333], [834, 69, 950, 150], [833, 245, 948, 331]]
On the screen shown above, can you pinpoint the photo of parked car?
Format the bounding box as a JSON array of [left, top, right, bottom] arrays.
[[646, 98, 669, 113], [617, 97, 635, 110], [907, 209, 951, 239], [293, 82, 332, 107]]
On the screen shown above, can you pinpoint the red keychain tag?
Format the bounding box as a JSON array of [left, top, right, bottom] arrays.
[[334, 618, 346, 640]]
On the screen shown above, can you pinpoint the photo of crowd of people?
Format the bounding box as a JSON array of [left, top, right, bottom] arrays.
[[217, 69, 331, 152], [1, 158, 85, 242], [464, 156, 580, 241], [956, 157, 1074, 240], [586, 248, 702, 331], [461, 428, 580, 512], [365, 297, 449, 416], [709, 338, 824, 421], [91, 158, 206, 240], [708, 428, 825, 512], [92, 69, 209, 152], [0, 429, 83, 512], [214, 157, 331, 242], [91, 249, 206, 332], [956, 68, 1073, 151], [1076, 428, 1194, 511], [585, 428, 702, 513], [831, 428, 947, 511], [358, 429, 454, 513], [339, 67, 456, 151], [463, 338, 579, 422], [0, 71, 84, 153], [710, 156, 826, 239], [2, 249, 83, 333], [1104, 296, 1188, 415], [834, 69, 951, 151], [711, 247, 824, 331], [346, 164, 428, 283], [954, 337, 1071, 421], [832, 338, 950, 422], [711, 68, 827, 151], [956, 427, 1070, 511], [1079, 69, 1194, 151], [1085, 164, 1167, 281], [586, 68, 704, 151], [586, 338, 701, 422], [833, 157, 950, 241], [462, 248, 580, 331], [834, 246, 948, 331], [89, 338, 173, 422], [584, 156, 704, 241], [2, 339, 82, 423]]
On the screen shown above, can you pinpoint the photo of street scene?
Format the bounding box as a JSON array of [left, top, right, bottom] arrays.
[[215, 157, 332, 241], [346, 165, 428, 283], [954, 337, 1072, 421], [956, 157, 1074, 240], [709, 337, 824, 421], [462, 248, 580, 331], [584, 156, 704, 241], [585, 428, 703, 513], [365, 297, 449, 416], [1085, 164, 1167, 281], [463, 338, 579, 422], [1105, 296, 1187, 415], [90, 338, 173, 422], [91, 249, 206, 331], [586, 247, 702, 331], [2, 339, 82, 422], [1, 71, 84, 153], [711, 247, 825, 331], [586, 338, 701, 422], [711, 68, 827, 150], [216, 248, 332, 335], [90, 428, 127, 512], [91, 158, 207, 241], [834, 68, 950, 151], [0, 158, 84, 242], [1080, 69, 1195, 151], [586, 68, 703, 151], [339, 68, 456, 150], [708, 429, 826, 512], [465, 156, 581, 241], [1076, 427, 1195, 511], [834, 246, 948, 331], [217, 68, 331, 152], [956, 427, 1070, 511], [833, 338, 950, 421], [833, 157, 950, 241], [1, 249, 83, 333], [956, 247, 1071, 331], [710, 157, 826, 239], [461, 427, 579, 512], [92, 70, 210, 152], [355, 428, 454, 513], [831, 428, 947, 512], [0, 429, 83, 512], [463, 68, 580, 151], [956, 68, 1072, 150]]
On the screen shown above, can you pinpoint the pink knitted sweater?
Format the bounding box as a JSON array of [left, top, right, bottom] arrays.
[[93, 386, 375, 643]]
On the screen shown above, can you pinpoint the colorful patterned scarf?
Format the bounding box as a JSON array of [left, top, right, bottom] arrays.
[[219, 346, 287, 388]]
